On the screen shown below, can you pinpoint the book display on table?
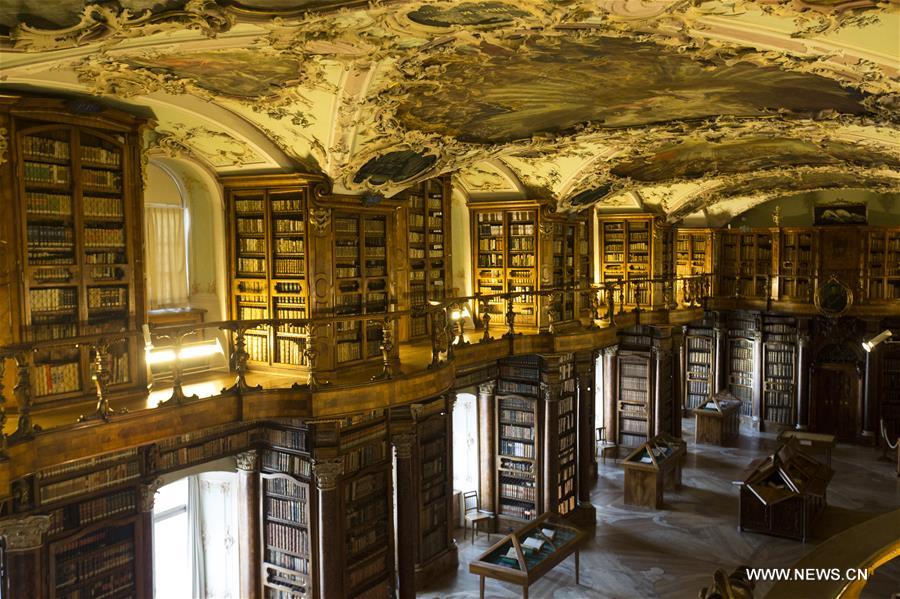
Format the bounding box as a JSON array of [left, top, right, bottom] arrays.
[[739, 439, 832, 542], [621, 434, 686, 509], [694, 390, 742, 446], [402, 177, 450, 339], [0, 96, 147, 408], [468, 512, 588, 599]]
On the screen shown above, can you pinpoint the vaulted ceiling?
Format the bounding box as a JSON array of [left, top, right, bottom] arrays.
[[1, 0, 898, 222]]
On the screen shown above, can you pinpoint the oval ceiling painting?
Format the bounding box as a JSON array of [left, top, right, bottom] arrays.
[[396, 36, 868, 145], [407, 1, 529, 28], [353, 151, 437, 185]]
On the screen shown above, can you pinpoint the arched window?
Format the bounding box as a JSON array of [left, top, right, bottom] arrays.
[[145, 162, 190, 309]]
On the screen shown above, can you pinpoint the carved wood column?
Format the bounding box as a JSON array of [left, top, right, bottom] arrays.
[[542, 381, 560, 514], [752, 328, 764, 430], [795, 332, 811, 431], [477, 381, 496, 517], [392, 432, 417, 599], [0, 515, 50, 599], [312, 458, 344, 599], [575, 353, 597, 527], [602, 345, 618, 447], [236, 450, 260, 599], [713, 317, 726, 394], [673, 327, 686, 437], [138, 479, 161, 599]]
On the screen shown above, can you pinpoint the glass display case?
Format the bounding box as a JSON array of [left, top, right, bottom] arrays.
[[695, 390, 743, 446], [468, 513, 588, 599], [622, 434, 687, 509]]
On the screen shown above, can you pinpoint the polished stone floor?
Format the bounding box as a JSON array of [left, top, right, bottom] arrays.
[[419, 421, 900, 599]]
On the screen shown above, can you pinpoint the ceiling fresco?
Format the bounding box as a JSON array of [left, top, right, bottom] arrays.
[[610, 138, 900, 183], [0, 0, 897, 223], [394, 36, 868, 145], [120, 49, 303, 99]]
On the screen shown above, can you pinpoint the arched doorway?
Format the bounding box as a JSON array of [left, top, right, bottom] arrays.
[[810, 343, 864, 441]]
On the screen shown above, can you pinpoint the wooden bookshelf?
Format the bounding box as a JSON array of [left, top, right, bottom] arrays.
[[726, 313, 757, 418], [864, 228, 900, 301], [410, 400, 450, 566], [777, 229, 817, 301], [495, 355, 543, 524], [555, 357, 577, 516], [684, 320, 716, 413], [402, 177, 451, 339], [675, 229, 712, 303], [719, 230, 773, 299], [598, 215, 668, 309], [762, 315, 797, 430], [879, 343, 900, 446], [549, 222, 578, 320], [152, 423, 258, 474], [260, 420, 312, 599], [0, 97, 147, 407], [615, 326, 674, 448], [225, 176, 318, 368], [48, 516, 142, 599], [471, 205, 541, 331], [336, 416, 393, 597]]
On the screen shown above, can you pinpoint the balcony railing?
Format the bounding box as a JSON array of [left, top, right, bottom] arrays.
[[0, 273, 712, 456]]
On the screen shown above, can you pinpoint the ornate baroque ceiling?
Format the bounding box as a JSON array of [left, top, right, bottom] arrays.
[[0, 0, 898, 222]]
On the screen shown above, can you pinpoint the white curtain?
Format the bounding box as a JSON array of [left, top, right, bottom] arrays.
[[196, 473, 240, 599], [453, 393, 479, 493], [146, 205, 189, 309]]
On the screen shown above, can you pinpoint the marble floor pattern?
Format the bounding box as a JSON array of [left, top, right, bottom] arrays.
[[418, 421, 900, 599]]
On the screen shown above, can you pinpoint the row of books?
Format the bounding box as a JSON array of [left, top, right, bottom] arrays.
[[27, 224, 74, 248], [87, 286, 127, 309], [499, 480, 536, 502], [237, 218, 265, 233], [274, 258, 305, 277], [265, 475, 308, 498], [347, 528, 385, 558], [275, 238, 305, 254], [24, 162, 70, 184], [158, 428, 254, 471], [84, 227, 124, 248], [26, 191, 72, 216], [342, 441, 387, 473], [47, 488, 135, 537], [499, 424, 533, 441], [509, 238, 534, 251], [267, 522, 310, 555], [500, 440, 535, 458], [347, 495, 388, 530], [766, 361, 794, 378], [85, 250, 125, 264], [239, 237, 266, 253], [346, 471, 385, 501], [30, 286, 77, 311], [276, 338, 306, 366], [620, 387, 648, 403], [499, 501, 535, 519], [266, 497, 308, 525], [24, 135, 70, 160], [498, 380, 539, 395], [272, 197, 304, 212], [40, 461, 140, 505], [347, 553, 387, 591], [55, 539, 133, 589], [558, 413, 575, 435], [336, 341, 362, 363], [263, 451, 312, 478], [264, 571, 309, 598], [81, 145, 121, 166], [82, 168, 122, 191], [235, 198, 264, 213], [334, 218, 359, 234], [274, 219, 305, 233], [239, 257, 266, 274], [364, 219, 386, 234], [84, 195, 124, 219], [266, 549, 309, 574], [509, 254, 535, 267]]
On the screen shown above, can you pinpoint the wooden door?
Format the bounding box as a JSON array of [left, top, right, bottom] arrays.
[[812, 364, 859, 441]]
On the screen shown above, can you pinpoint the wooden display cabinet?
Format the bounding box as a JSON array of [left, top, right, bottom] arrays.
[[598, 215, 670, 310], [399, 177, 451, 340], [739, 441, 832, 542], [621, 434, 686, 509], [0, 95, 148, 408], [694, 391, 742, 446], [725, 312, 758, 420], [761, 315, 797, 431]]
